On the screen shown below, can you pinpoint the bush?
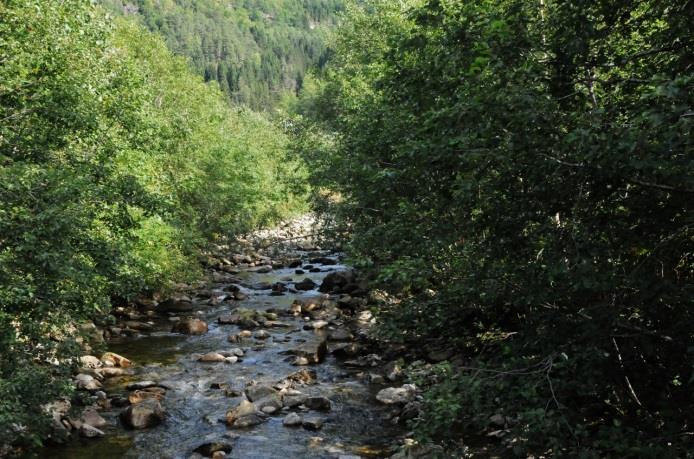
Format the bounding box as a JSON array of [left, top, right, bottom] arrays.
[[0, 0, 305, 449], [295, 0, 693, 455]]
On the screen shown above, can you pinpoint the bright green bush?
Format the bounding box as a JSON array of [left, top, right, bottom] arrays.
[[0, 0, 305, 450]]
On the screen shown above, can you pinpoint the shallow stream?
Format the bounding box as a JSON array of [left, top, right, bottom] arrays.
[[45, 252, 401, 459]]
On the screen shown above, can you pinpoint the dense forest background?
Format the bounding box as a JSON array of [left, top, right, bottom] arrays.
[[102, 0, 344, 110]]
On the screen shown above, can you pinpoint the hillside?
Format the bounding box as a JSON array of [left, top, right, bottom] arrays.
[[102, 0, 343, 110]]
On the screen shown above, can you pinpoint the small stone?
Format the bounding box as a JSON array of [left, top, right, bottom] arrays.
[[79, 424, 105, 438], [193, 441, 233, 457], [126, 380, 159, 390], [245, 385, 278, 402], [172, 318, 208, 335], [304, 396, 331, 412], [293, 357, 310, 366], [199, 352, 226, 363], [81, 409, 107, 428], [302, 416, 324, 430], [255, 330, 270, 340], [101, 352, 131, 368], [311, 320, 329, 330], [282, 412, 302, 427]]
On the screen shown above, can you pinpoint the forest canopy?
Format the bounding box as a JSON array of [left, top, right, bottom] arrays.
[[101, 0, 345, 110]]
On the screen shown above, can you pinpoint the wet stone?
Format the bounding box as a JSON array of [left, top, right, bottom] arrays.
[[283, 412, 302, 427], [302, 416, 324, 430]]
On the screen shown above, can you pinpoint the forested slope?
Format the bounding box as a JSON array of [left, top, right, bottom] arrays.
[[0, 0, 304, 450], [294, 0, 693, 456], [102, 0, 344, 109]]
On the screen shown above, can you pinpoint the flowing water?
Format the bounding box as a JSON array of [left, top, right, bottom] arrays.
[[45, 251, 401, 459]]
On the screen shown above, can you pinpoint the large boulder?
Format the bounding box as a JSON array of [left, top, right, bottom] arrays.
[[318, 271, 355, 293], [172, 318, 208, 335], [120, 399, 164, 429]]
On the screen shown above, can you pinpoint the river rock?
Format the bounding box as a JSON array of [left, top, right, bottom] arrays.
[[254, 330, 270, 340], [199, 352, 226, 363], [251, 282, 272, 290], [254, 394, 283, 412], [327, 329, 353, 341], [294, 278, 317, 291], [126, 380, 160, 390], [233, 413, 267, 428], [172, 318, 208, 335], [283, 412, 302, 427], [123, 320, 154, 331], [282, 393, 308, 408], [253, 265, 273, 273], [376, 384, 416, 405], [287, 339, 327, 364], [285, 368, 318, 385], [331, 343, 362, 359], [99, 367, 133, 378], [304, 396, 331, 411], [288, 259, 303, 268], [75, 374, 102, 391], [79, 424, 105, 438], [157, 298, 194, 313], [310, 320, 329, 330], [309, 257, 338, 265], [318, 271, 354, 293], [81, 409, 107, 428], [120, 399, 164, 429], [225, 400, 267, 428], [302, 416, 324, 430], [193, 441, 233, 457], [245, 384, 278, 402], [128, 390, 164, 405], [234, 292, 248, 301], [80, 355, 102, 369]]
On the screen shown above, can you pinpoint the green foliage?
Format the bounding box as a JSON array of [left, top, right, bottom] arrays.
[[1, 0, 304, 450], [102, 0, 344, 110], [295, 0, 693, 455]]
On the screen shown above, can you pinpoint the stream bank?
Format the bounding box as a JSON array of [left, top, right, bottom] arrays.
[[41, 217, 418, 459]]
